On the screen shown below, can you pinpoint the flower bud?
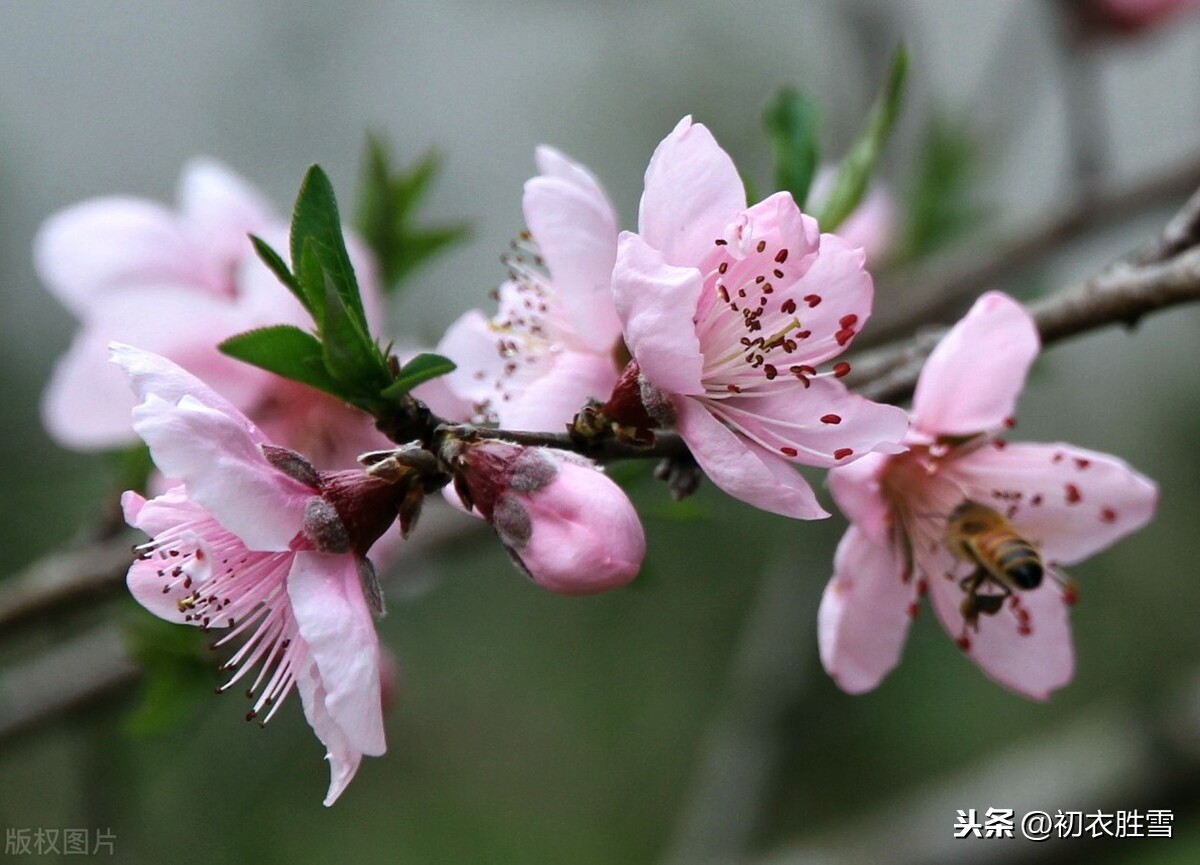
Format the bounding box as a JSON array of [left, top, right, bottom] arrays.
[[452, 440, 646, 594]]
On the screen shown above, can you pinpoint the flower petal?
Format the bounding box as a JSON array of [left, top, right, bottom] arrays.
[[288, 551, 386, 759], [123, 489, 213, 622], [926, 569, 1075, 701], [293, 660, 362, 807], [436, 309, 510, 413], [44, 293, 270, 451], [809, 165, 894, 263], [503, 350, 619, 431], [638, 116, 746, 267], [951, 441, 1158, 565], [508, 456, 645, 594], [828, 452, 893, 545], [613, 232, 705, 396], [525, 146, 622, 352], [178, 157, 276, 268], [782, 232, 876, 365], [912, 292, 1040, 436], [706, 377, 909, 468], [818, 526, 917, 694], [118, 349, 315, 551], [34, 197, 208, 314], [675, 396, 826, 518], [110, 341, 266, 438]]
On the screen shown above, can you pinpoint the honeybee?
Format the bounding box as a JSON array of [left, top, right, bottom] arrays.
[[944, 500, 1044, 629]]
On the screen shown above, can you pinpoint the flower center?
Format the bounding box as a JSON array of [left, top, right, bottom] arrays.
[[695, 235, 836, 395], [135, 517, 302, 724]]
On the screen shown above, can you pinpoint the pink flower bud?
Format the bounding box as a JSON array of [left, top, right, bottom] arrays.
[[451, 440, 646, 594]]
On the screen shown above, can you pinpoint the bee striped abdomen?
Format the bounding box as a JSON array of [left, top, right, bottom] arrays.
[[979, 533, 1043, 590]]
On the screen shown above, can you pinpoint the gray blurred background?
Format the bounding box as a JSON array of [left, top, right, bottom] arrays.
[[2, 2, 1199, 863]]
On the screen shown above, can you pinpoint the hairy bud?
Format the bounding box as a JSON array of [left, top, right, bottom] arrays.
[[451, 439, 646, 595]]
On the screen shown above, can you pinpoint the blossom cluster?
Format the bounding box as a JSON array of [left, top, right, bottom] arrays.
[[38, 117, 1156, 803]]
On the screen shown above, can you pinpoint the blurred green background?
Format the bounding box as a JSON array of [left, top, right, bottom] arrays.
[[2, 2, 1200, 863]]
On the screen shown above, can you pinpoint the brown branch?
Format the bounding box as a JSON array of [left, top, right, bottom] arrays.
[[8, 188, 1200, 644], [849, 210, 1200, 406], [866, 152, 1200, 346], [0, 624, 140, 744], [750, 682, 1200, 865], [0, 531, 138, 633], [0, 504, 482, 744], [661, 558, 820, 864]]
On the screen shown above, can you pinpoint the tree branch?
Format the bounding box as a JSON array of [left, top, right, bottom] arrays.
[[849, 203, 1200, 406], [866, 152, 1200, 346], [750, 675, 1200, 865], [0, 531, 139, 633], [0, 505, 482, 744]]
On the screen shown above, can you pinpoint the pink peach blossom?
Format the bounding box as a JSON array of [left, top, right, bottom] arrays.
[[818, 292, 1157, 699], [38, 159, 389, 469], [114, 343, 395, 804], [1079, 0, 1200, 33], [446, 439, 645, 594], [611, 117, 908, 519], [426, 146, 623, 430]]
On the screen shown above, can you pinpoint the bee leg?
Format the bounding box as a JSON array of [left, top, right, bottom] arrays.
[[958, 569, 1009, 630]]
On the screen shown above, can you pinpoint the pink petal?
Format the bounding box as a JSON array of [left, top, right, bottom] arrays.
[[110, 341, 265, 438], [828, 452, 894, 545], [612, 232, 705, 396], [44, 292, 270, 451], [133, 394, 312, 549], [675, 397, 826, 519], [123, 489, 214, 622], [502, 351, 619, 431], [926, 569, 1075, 701], [706, 377, 909, 468], [34, 197, 210, 314], [293, 660, 362, 806], [912, 292, 1040, 436], [288, 551, 386, 759], [818, 526, 917, 694], [782, 232, 876, 365], [121, 356, 315, 550], [510, 457, 645, 594], [525, 146, 623, 352], [178, 158, 276, 268], [638, 116, 746, 267], [950, 441, 1158, 565], [436, 309, 509, 411]]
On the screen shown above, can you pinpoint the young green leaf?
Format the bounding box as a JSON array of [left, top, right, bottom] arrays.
[[763, 86, 822, 207], [902, 115, 983, 260], [356, 136, 470, 292], [219, 325, 343, 398], [380, 352, 457, 399], [317, 263, 390, 399], [290, 164, 368, 327], [817, 44, 909, 232], [250, 234, 309, 315]]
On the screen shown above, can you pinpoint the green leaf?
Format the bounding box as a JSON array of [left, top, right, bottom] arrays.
[[380, 352, 457, 399], [356, 136, 471, 291], [763, 86, 822, 207], [250, 234, 309, 315], [816, 44, 909, 232], [902, 115, 983, 260], [290, 164, 368, 328], [318, 262, 389, 396], [219, 325, 344, 398]]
